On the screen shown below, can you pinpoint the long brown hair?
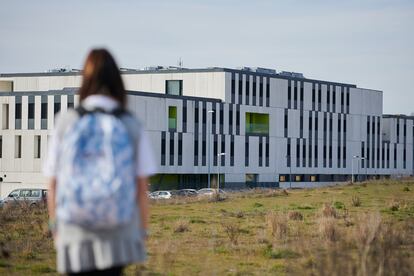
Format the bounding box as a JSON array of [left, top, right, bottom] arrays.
[[78, 49, 126, 107]]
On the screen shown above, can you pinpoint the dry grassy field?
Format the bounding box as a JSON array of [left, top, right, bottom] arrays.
[[0, 179, 413, 275]]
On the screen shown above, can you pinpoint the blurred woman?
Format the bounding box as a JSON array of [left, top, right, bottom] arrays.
[[44, 49, 156, 275]]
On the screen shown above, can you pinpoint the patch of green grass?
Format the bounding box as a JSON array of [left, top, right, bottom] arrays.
[[30, 264, 55, 274], [333, 201, 345, 209], [253, 202, 263, 208], [263, 245, 300, 259]]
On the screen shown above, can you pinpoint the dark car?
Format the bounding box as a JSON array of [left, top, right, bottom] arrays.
[[1, 188, 48, 208]]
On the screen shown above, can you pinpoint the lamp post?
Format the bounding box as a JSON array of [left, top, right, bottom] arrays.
[[207, 110, 214, 188], [352, 155, 359, 183], [217, 152, 226, 192]]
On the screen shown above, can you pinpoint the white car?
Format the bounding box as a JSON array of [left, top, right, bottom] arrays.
[[197, 188, 226, 197], [149, 191, 172, 199]]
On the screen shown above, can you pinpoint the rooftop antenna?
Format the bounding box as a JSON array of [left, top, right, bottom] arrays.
[[178, 57, 183, 68]]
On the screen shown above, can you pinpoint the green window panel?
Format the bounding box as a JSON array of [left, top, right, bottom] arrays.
[[245, 112, 269, 135], [168, 106, 177, 130]]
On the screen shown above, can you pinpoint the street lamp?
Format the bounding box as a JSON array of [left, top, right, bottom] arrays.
[[207, 110, 214, 188], [352, 155, 359, 183], [217, 152, 226, 192]]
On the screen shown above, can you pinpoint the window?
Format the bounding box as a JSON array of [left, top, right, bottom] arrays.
[[287, 138, 291, 167], [219, 104, 224, 134], [310, 175, 317, 182], [41, 95, 48, 129], [238, 74, 243, 104], [229, 105, 233, 135], [259, 77, 263, 106], [168, 106, 177, 131], [246, 75, 250, 105], [288, 81, 292, 108], [245, 136, 249, 167], [245, 112, 269, 135], [231, 73, 235, 103], [2, 104, 9, 129], [34, 135, 41, 159], [295, 175, 302, 182], [31, 190, 40, 198], [279, 175, 286, 182], [214, 135, 218, 166], [183, 100, 187, 132], [236, 105, 240, 135], [220, 134, 225, 166], [15, 96, 22, 129], [67, 95, 74, 109], [21, 190, 31, 197], [293, 81, 298, 109], [15, 135, 22, 158], [312, 83, 316, 110], [166, 80, 182, 96], [161, 131, 166, 166], [284, 109, 288, 137], [259, 136, 263, 167], [28, 96, 35, 129], [178, 133, 182, 166], [54, 95, 61, 114], [300, 81, 304, 109], [245, 174, 257, 183], [252, 77, 257, 106], [169, 132, 174, 166], [265, 136, 269, 167], [230, 135, 234, 166], [266, 77, 270, 107]]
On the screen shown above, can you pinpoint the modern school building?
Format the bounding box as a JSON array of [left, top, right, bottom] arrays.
[[0, 67, 413, 196]]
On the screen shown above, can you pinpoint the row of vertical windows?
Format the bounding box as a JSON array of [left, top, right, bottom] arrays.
[[230, 73, 270, 107], [7, 95, 72, 130], [295, 82, 351, 113], [0, 135, 43, 159]]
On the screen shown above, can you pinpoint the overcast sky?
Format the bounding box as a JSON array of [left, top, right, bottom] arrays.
[[0, 0, 413, 114]]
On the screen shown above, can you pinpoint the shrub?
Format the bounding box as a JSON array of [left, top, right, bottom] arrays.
[[173, 220, 190, 233], [351, 196, 361, 207], [223, 223, 241, 245], [321, 203, 338, 218], [403, 186, 410, 192], [288, 211, 303, 221], [389, 200, 400, 211], [266, 211, 288, 240], [318, 217, 339, 242]]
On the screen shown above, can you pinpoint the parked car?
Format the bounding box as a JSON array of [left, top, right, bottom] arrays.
[[1, 188, 48, 208], [177, 189, 198, 197], [149, 191, 172, 199], [197, 188, 226, 197]]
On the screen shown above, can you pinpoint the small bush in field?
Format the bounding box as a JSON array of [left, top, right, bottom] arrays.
[[288, 211, 303, 221], [223, 223, 241, 245], [403, 186, 410, 192], [266, 212, 288, 240], [321, 203, 338, 218], [389, 200, 400, 211], [173, 220, 190, 233], [319, 217, 339, 242], [351, 196, 361, 207], [333, 201, 345, 209]]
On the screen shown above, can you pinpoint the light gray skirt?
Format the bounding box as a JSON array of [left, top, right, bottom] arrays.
[[55, 212, 146, 274]]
